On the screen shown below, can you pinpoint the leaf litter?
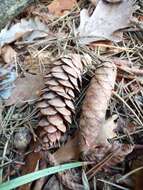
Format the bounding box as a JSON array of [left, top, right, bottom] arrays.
[[0, 17, 49, 47], [0, 0, 143, 190], [75, 0, 137, 44]]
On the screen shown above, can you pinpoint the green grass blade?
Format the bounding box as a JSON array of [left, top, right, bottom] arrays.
[[0, 162, 84, 190]]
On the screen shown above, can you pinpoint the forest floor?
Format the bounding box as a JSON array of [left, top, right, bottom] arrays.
[[0, 0, 143, 190]]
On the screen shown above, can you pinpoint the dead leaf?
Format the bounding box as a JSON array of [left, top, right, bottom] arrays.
[[0, 65, 17, 99], [1, 45, 17, 64], [33, 160, 47, 190], [86, 143, 134, 179], [52, 115, 117, 165], [5, 73, 44, 106], [48, 0, 77, 16], [75, 0, 137, 44], [94, 115, 117, 146], [43, 175, 61, 190], [130, 154, 143, 190], [0, 17, 49, 47], [18, 144, 42, 190], [53, 134, 80, 163]]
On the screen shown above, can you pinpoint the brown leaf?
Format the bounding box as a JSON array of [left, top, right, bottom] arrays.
[[96, 115, 117, 146], [5, 73, 44, 106], [75, 0, 137, 44], [1, 45, 17, 64], [53, 134, 80, 163], [0, 17, 49, 47], [86, 143, 134, 179], [48, 0, 77, 16], [18, 142, 42, 190], [130, 154, 143, 190], [32, 160, 47, 190], [43, 175, 61, 190]]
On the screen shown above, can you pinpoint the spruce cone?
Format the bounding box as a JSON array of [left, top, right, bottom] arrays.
[[37, 54, 91, 149]]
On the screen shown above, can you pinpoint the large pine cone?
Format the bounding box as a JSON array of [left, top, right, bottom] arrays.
[[37, 54, 91, 149]]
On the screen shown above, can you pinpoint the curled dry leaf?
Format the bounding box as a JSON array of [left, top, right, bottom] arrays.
[[48, 0, 77, 16], [53, 134, 80, 163], [75, 0, 136, 44], [1, 45, 17, 64], [5, 73, 44, 106], [130, 154, 143, 190], [86, 143, 134, 179], [52, 116, 121, 164], [0, 65, 17, 99], [43, 175, 61, 190], [0, 17, 49, 47]]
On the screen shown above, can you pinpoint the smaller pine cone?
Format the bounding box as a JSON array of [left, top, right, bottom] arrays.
[[37, 54, 91, 149]]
